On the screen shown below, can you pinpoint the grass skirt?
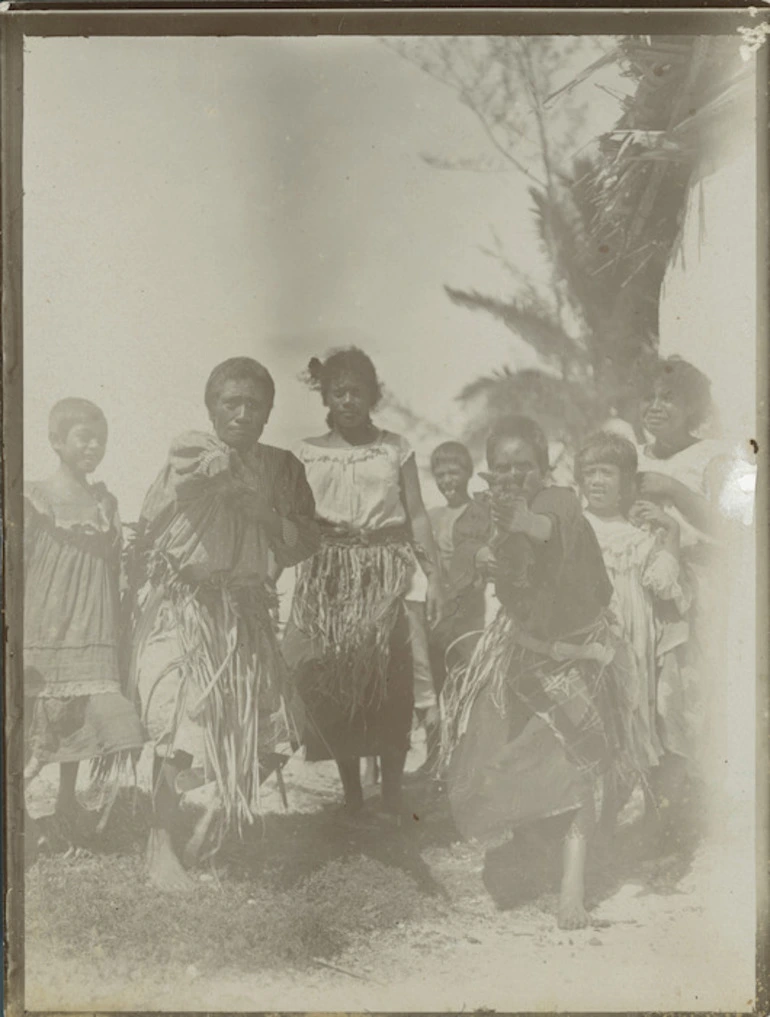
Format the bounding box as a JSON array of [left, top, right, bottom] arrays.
[[441, 610, 623, 843], [130, 566, 290, 838], [283, 532, 416, 761]]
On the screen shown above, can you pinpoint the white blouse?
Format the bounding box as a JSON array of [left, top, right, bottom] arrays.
[[636, 438, 727, 547], [295, 429, 413, 532]]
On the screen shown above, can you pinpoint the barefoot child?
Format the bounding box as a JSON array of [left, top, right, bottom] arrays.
[[442, 416, 619, 929], [24, 399, 145, 829], [576, 432, 689, 794], [423, 442, 488, 775]]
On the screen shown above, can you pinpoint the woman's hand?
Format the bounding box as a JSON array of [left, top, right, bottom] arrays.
[[426, 573, 446, 628], [631, 499, 680, 533]]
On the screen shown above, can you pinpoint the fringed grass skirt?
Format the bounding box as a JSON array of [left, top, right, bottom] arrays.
[[283, 533, 416, 761], [129, 572, 289, 837], [441, 610, 622, 844]]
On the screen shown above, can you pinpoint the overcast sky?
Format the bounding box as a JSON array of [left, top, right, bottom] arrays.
[[23, 35, 627, 518]]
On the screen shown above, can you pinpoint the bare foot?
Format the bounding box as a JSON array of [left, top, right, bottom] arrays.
[[182, 802, 219, 868], [146, 828, 195, 893], [558, 895, 591, 930]]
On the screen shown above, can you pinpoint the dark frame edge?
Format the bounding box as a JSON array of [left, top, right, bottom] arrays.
[[755, 35, 770, 1017], [1, 6, 760, 38], [1, 12, 25, 1017]]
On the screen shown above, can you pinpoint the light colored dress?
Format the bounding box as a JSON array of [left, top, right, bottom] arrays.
[[24, 479, 144, 765], [584, 513, 689, 773], [636, 438, 728, 765], [284, 429, 422, 760]]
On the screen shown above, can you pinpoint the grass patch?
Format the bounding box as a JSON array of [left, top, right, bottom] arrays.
[[27, 850, 428, 975], [25, 783, 456, 975]]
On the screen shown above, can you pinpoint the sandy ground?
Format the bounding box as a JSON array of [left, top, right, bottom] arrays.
[[24, 735, 757, 1014]]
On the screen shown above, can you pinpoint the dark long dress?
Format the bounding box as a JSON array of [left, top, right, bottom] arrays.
[[24, 480, 145, 766], [443, 486, 620, 843]]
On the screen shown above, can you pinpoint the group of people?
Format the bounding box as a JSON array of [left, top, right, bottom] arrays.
[[23, 347, 734, 927]]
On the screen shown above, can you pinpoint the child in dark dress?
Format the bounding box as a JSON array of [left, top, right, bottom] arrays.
[[24, 398, 145, 829]]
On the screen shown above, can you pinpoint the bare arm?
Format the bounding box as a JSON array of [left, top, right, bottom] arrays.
[[400, 454, 444, 625], [638, 466, 727, 537], [400, 455, 441, 576]]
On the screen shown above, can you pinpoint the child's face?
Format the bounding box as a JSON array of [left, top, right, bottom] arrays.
[[580, 462, 624, 516], [433, 461, 470, 506], [487, 437, 544, 503], [210, 378, 273, 451], [641, 381, 690, 442], [54, 422, 107, 476]]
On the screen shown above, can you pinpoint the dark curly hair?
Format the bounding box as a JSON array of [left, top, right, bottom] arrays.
[[647, 356, 713, 431], [305, 346, 383, 423], [204, 357, 275, 413], [49, 397, 107, 445]]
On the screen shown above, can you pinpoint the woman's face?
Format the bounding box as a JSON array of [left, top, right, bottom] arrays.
[[642, 381, 691, 442], [209, 378, 273, 451], [54, 421, 107, 476], [487, 437, 544, 503], [326, 372, 373, 431]]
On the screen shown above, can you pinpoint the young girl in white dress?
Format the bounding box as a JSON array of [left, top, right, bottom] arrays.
[[576, 432, 688, 790]]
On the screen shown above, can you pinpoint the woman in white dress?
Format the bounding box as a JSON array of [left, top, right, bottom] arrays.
[[634, 356, 731, 839], [282, 348, 443, 817]]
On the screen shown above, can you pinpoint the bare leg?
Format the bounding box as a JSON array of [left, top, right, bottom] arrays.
[[362, 757, 380, 787], [55, 761, 80, 814], [336, 756, 364, 812], [183, 797, 219, 868], [380, 747, 407, 814], [558, 803, 594, 930], [146, 752, 195, 893]]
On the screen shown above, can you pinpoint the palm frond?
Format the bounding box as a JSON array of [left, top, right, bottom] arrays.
[[445, 285, 581, 371]]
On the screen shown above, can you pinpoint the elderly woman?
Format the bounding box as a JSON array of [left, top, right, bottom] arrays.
[[282, 347, 443, 818], [128, 357, 318, 891]]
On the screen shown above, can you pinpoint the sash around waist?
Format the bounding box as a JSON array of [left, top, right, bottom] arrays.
[[316, 521, 412, 548]]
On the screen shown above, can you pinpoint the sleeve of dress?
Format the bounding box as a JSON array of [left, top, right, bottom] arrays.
[[166, 431, 233, 501], [642, 543, 692, 614], [531, 486, 582, 564], [269, 452, 320, 569], [22, 485, 48, 564]]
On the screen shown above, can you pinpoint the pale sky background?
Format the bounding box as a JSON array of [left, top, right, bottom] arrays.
[[23, 35, 626, 520]]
